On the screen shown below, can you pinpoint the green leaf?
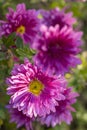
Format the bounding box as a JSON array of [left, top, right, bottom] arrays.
[[2, 33, 16, 48], [16, 45, 36, 61], [15, 36, 23, 48]]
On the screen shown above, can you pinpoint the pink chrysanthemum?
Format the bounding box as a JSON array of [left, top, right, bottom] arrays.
[[6, 58, 67, 118], [0, 3, 39, 43], [7, 104, 33, 130], [33, 25, 83, 75], [39, 8, 76, 28], [39, 87, 79, 127]]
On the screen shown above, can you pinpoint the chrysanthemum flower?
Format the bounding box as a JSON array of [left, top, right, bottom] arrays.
[[0, 3, 39, 43], [6, 58, 66, 118], [39, 87, 79, 127], [7, 104, 33, 130], [33, 25, 83, 75], [39, 8, 76, 29]]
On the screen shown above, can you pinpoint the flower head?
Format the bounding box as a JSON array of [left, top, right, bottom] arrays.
[[40, 87, 79, 127], [6, 58, 66, 118], [33, 25, 83, 75], [7, 104, 33, 130], [39, 8, 76, 29], [0, 3, 40, 43]]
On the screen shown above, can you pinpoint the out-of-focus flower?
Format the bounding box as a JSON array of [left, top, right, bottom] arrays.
[[6, 58, 66, 118], [0, 3, 40, 43], [7, 104, 33, 130], [33, 25, 83, 75], [39, 8, 76, 29], [40, 87, 79, 127]]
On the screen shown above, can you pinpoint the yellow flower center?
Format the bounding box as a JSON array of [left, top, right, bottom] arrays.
[[16, 25, 25, 35], [29, 79, 44, 96], [38, 14, 43, 19]]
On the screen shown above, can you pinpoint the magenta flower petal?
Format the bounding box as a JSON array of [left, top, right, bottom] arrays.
[[33, 25, 83, 75], [7, 104, 33, 130], [6, 58, 67, 118], [39, 87, 79, 127], [0, 3, 40, 44], [39, 8, 76, 28]]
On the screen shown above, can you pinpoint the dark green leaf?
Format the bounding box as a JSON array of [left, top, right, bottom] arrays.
[[15, 36, 23, 48], [2, 33, 16, 48]]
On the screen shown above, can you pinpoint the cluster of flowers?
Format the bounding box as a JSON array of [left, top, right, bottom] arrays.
[[0, 3, 83, 130]]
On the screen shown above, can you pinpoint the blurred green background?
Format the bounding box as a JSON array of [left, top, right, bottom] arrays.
[[0, 0, 87, 130]]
